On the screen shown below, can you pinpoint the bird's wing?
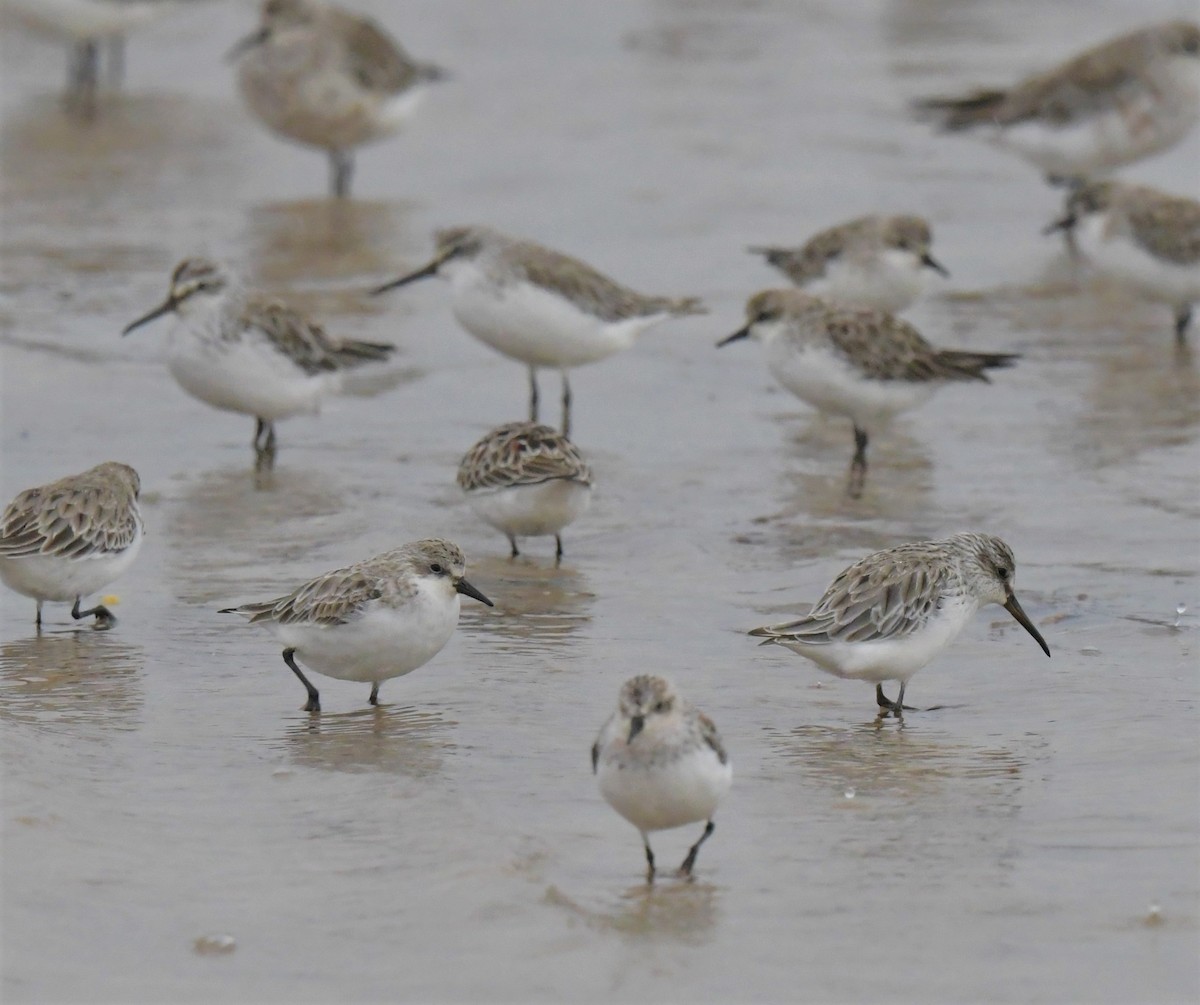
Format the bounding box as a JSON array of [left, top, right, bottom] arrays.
[[752, 553, 951, 645], [0, 483, 139, 559]]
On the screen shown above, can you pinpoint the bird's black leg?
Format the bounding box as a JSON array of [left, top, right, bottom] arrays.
[[71, 595, 115, 629], [642, 835, 656, 884], [561, 371, 572, 438], [69, 39, 99, 120], [283, 648, 320, 713], [528, 366, 540, 421], [1175, 305, 1192, 346], [35, 600, 43, 630], [679, 820, 716, 878], [508, 535, 519, 559], [848, 426, 868, 498], [369, 682, 380, 706], [253, 418, 277, 471], [876, 682, 918, 715], [555, 534, 564, 565], [329, 149, 354, 198]]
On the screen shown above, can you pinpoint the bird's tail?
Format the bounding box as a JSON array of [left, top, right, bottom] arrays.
[[912, 89, 1008, 131], [934, 349, 1021, 381]]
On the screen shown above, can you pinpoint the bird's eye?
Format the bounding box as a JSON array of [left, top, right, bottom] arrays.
[[897, 240, 910, 250], [430, 563, 443, 574], [997, 567, 1009, 579], [756, 310, 772, 323], [654, 701, 669, 714]]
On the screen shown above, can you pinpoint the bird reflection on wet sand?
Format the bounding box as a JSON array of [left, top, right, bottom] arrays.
[[277, 704, 454, 776], [0, 632, 144, 729]]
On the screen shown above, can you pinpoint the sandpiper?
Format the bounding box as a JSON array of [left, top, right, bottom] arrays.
[[457, 421, 593, 562], [1045, 179, 1200, 345], [749, 214, 949, 313], [717, 290, 1019, 497], [122, 257, 396, 472], [229, 0, 446, 197], [220, 538, 492, 712], [0, 462, 143, 629], [916, 20, 1200, 182], [593, 675, 732, 883], [372, 225, 705, 436], [749, 533, 1051, 716]]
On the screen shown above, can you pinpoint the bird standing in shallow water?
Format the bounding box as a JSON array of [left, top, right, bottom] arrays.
[[372, 225, 705, 437], [220, 539, 492, 713], [229, 0, 446, 198], [915, 20, 1200, 183], [0, 462, 143, 630], [1045, 179, 1200, 346], [123, 257, 396, 473], [593, 675, 731, 883], [748, 533, 1051, 716], [718, 289, 1019, 498], [457, 421, 593, 562]]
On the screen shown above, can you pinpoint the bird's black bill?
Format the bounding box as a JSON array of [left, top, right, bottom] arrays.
[[716, 325, 751, 348], [921, 252, 950, 277], [122, 298, 176, 335], [370, 259, 442, 295], [1004, 592, 1050, 657], [225, 28, 269, 63], [455, 577, 493, 607], [1042, 214, 1075, 237], [627, 715, 645, 743]]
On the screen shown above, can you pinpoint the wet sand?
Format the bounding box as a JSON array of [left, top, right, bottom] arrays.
[[1, 1, 1198, 1001]]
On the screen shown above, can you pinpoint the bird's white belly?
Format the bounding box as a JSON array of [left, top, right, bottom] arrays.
[[238, 46, 404, 150], [1076, 216, 1200, 305], [465, 480, 592, 538], [783, 596, 978, 683], [767, 341, 935, 431], [275, 593, 460, 684], [4, 0, 172, 40], [995, 76, 1199, 176], [810, 252, 924, 313], [0, 535, 141, 602], [449, 271, 652, 368], [598, 747, 731, 833], [167, 331, 330, 421]]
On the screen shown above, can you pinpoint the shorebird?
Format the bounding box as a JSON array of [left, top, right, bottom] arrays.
[[229, 0, 446, 197], [1045, 179, 1200, 345], [372, 225, 705, 436], [718, 290, 1019, 497], [748, 214, 949, 313], [593, 675, 732, 883], [457, 421, 593, 561], [0, 461, 143, 629], [749, 533, 1051, 716], [916, 20, 1200, 182], [220, 538, 492, 713], [122, 257, 396, 472]]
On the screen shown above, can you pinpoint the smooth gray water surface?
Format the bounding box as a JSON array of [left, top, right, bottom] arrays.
[[2, 1, 1198, 1001]]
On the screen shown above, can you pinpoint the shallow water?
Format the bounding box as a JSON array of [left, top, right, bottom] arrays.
[[2, 1, 1198, 1002]]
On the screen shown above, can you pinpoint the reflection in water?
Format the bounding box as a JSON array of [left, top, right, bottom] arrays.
[[730, 415, 933, 563], [770, 721, 1029, 801], [161, 466, 350, 603], [1, 95, 233, 225], [246, 199, 416, 289], [277, 704, 453, 776], [0, 631, 144, 730], [989, 275, 1200, 468], [545, 879, 719, 945], [464, 558, 594, 654]]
